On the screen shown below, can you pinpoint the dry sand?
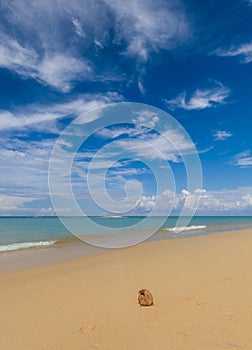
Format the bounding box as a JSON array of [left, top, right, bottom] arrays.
[[1, 229, 252, 349]]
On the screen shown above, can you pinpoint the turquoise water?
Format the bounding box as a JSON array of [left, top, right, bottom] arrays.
[[1, 216, 252, 252]]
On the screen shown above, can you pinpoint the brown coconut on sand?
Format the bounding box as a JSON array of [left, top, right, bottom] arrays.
[[138, 289, 154, 306]]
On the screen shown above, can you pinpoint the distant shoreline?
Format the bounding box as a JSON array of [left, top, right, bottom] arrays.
[[1, 215, 252, 218]]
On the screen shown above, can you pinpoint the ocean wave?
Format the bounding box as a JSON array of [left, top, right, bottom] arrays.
[[0, 240, 57, 253], [160, 225, 207, 233], [98, 216, 124, 218]]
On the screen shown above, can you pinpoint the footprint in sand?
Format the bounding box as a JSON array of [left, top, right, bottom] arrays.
[[145, 321, 154, 330], [186, 296, 208, 306], [225, 343, 242, 349], [219, 344, 242, 349], [79, 325, 96, 333], [220, 307, 238, 320], [175, 330, 190, 338], [224, 275, 233, 281]]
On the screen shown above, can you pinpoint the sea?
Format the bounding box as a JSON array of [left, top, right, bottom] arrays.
[[1, 216, 252, 254]]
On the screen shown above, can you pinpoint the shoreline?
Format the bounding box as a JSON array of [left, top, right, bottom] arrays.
[[1, 228, 252, 349], [1, 222, 252, 273], [0, 238, 107, 273]]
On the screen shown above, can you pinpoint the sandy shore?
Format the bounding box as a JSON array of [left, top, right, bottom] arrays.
[[1, 229, 252, 349]]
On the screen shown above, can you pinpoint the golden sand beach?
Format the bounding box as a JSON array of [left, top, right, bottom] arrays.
[[1, 229, 252, 349]]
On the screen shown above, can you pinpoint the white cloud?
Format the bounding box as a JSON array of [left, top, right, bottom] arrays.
[[114, 128, 195, 162], [0, 92, 122, 132], [0, 139, 54, 193], [213, 130, 232, 141], [0, 110, 61, 132], [38, 54, 91, 92], [96, 126, 139, 139], [138, 80, 145, 95], [0, 193, 35, 211], [96, 112, 161, 141], [94, 39, 104, 49], [135, 186, 252, 215], [0, 35, 37, 72], [166, 81, 230, 110], [103, 0, 191, 60], [72, 93, 123, 125], [108, 167, 150, 177], [132, 110, 160, 128], [181, 189, 190, 196], [0, 137, 82, 214], [96, 111, 160, 140], [215, 42, 252, 63], [2, 135, 252, 217], [231, 150, 252, 167], [242, 194, 252, 206], [0, 0, 110, 91], [72, 18, 86, 38], [137, 194, 156, 211], [136, 189, 177, 213], [0, 34, 91, 93], [0, 0, 191, 89], [37, 207, 78, 216], [195, 187, 252, 213]]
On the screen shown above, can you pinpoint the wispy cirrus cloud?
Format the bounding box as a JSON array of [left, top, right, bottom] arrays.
[[166, 81, 230, 110], [72, 17, 86, 38], [0, 95, 124, 214], [0, 192, 35, 211], [0, 0, 108, 91], [114, 129, 195, 162], [96, 126, 142, 139], [0, 34, 91, 93], [215, 42, 252, 64], [213, 130, 232, 141], [0, 138, 55, 200], [105, 0, 191, 61], [231, 150, 252, 167], [0, 0, 191, 91], [0, 92, 122, 132]]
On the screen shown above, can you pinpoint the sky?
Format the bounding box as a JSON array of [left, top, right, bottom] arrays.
[[0, 0, 252, 216]]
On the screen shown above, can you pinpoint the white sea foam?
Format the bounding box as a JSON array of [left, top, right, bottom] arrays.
[[161, 225, 207, 233], [99, 216, 124, 218], [0, 240, 57, 253]]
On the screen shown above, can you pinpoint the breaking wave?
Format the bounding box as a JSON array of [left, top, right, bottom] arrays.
[[160, 225, 207, 233], [0, 240, 57, 253]]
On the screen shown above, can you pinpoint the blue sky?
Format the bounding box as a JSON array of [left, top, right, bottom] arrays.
[[0, 0, 252, 216]]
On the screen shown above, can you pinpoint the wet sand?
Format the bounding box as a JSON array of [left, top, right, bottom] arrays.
[[1, 228, 252, 349]]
